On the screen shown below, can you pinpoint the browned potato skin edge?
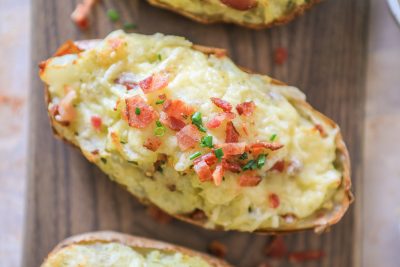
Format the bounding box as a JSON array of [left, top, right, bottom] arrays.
[[40, 39, 353, 235], [146, 0, 321, 29], [42, 231, 232, 267]]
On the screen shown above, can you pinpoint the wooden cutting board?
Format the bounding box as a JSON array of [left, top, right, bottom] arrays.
[[24, 0, 368, 266]]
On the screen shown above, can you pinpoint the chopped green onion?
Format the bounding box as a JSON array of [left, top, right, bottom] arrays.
[[156, 99, 165, 105], [214, 148, 224, 161], [239, 152, 248, 160], [100, 158, 107, 164], [270, 134, 277, 141], [127, 160, 138, 165], [107, 9, 120, 22], [200, 136, 213, 148], [156, 121, 162, 127], [157, 54, 162, 61], [191, 112, 206, 132], [242, 160, 256, 171], [123, 23, 137, 30], [190, 152, 202, 160], [120, 140, 127, 144], [154, 127, 165, 136], [135, 107, 141, 115], [257, 154, 267, 169]]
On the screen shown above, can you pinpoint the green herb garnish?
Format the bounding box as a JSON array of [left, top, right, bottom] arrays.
[[155, 99, 165, 105], [242, 160, 256, 171], [191, 111, 206, 132], [154, 121, 165, 136], [157, 54, 162, 61], [120, 140, 127, 144], [270, 134, 277, 141], [190, 152, 202, 160], [200, 136, 213, 148], [100, 158, 107, 164], [214, 148, 224, 161], [123, 23, 137, 30], [135, 107, 141, 115], [156, 121, 162, 127], [257, 154, 267, 169], [239, 152, 248, 160], [107, 9, 120, 22]]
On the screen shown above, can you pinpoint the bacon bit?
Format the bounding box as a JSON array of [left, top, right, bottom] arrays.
[[236, 101, 255, 116], [190, 209, 207, 221], [176, 124, 201, 151], [220, 0, 258, 11], [241, 123, 249, 136], [56, 90, 77, 123], [143, 137, 162, 152], [163, 99, 195, 120], [206, 112, 235, 129], [159, 111, 186, 131], [288, 250, 325, 263], [139, 72, 169, 94], [268, 193, 280, 209], [107, 38, 124, 50], [125, 96, 158, 129], [274, 47, 288, 65], [250, 142, 284, 151], [208, 240, 227, 258], [193, 160, 213, 182], [146, 206, 172, 224], [70, 0, 96, 29], [210, 97, 232, 112], [238, 172, 262, 187], [90, 115, 102, 130], [265, 236, 287, 258], [194, 152, 217, 166], [271, 160, 285, 172], [158, 94, 167, 100], [222, 160, 241, 173], [225, 121, 240, 143], [216, 142, 246, 156], [53, 40, 82, 57], [314, 124, 327, 137], [212, 164, 224, 186]]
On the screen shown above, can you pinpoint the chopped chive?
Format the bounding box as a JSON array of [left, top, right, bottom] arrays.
[[242, 160, 256, 171], [156, 120, 162, 127], [127, 160, 138, 165], [156, 99, 165, 105], [120, 140, 127, 144], [191, 112, 207, 132], [154, 127, 165, 136], [270, 134, 277, 141], [135, 107, 141, 115], [123, 22, 137, 30], [107, 9, 120, 22], [214, 148, 224, 161], [190, 152, 202, 160], [239, 152, 248, 160], [200, 136, 213, 148], [157, 54, 162, 61], [100, 158, 107, 164], [257, 154, 266, 169]]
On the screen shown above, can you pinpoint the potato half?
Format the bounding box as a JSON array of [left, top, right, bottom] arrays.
[[39, 31, 352, 233]]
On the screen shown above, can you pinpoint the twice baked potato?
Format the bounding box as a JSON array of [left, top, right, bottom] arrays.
[[147, 0, 320, 29], [41, 231, 231, 267], [39, 30, 352, 233]]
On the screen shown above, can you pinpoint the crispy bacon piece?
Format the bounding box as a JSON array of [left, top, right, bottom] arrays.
[[220, 0, 258, 11], [159, 111, 186, 131], [238, 172, 262, 187], [250, 142, 284, 151], [210, 97, 232, 112], [274, 47, 288, 65], [53, 40, 82, 57], [125, 96, 158, 129], [268, 193, 280, 209], [208, 240, 227, 258], [194, 152, 218, 166], [216, 142, 246, 156], [163, 99, 195, 120], [70, 0, 96, 29], [212, 164, 225, 186], [236, 101, 255, 116], [225, 121, 240, 143], [90, 115, 102, 130], [194, 160, 213, 182], [143, 137, 162, 152], [314, 124, 327, 137], [271, 160, 285, 172], [288, 251, 325, 263], [206, 112, 235, 129], [176, 124, 201, 151], [222, 160, 241, 173], [139, 72, 169, 94], [265, 236, 287, 258]]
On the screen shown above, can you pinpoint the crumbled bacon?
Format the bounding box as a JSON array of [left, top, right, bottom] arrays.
[[139, 72, 169, 94], [238, 172, 262, 187], [225, 121, 240, 143], [222, 160, 241, 173], [220, 0, 258, 11], [208, 240, 227, 258], [271, 160, 285, 172], [236, 101, 255, 116], [125, 96, 158, 129], [143, 137, 162, 151], [274, 47, 288, 65], [163, 99, 195, 120], [265, 236, 287, 258], [216, 142, 246, 156], [90, 115, 102, 130], [53, 40, 82, 57], [210, 97, 232, 112], [206, 112, 236, 129], [176, 124, 201, 151], [193, 160, 213, 182], [194, 152, 217, 166], [70, 0, 97, 29], [288, 251, 325, 263], [250, 142, 284, 151], [268, 193, 280, 209], [314, 124, 327, 137], [212, 164, 224, 186], [159, 111, 186, 131]]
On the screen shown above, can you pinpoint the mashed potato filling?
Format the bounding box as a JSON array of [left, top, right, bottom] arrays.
[[41, 31, 341, 231], [42, 243, 211, 267]]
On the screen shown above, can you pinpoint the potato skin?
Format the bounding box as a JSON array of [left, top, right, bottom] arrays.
[[42, 39, 353, 235], [146, 0, 321, 29], [42, 231, 232, 267]]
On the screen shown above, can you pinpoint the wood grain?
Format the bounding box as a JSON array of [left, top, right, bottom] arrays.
[[24, 0, 369, 266]]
